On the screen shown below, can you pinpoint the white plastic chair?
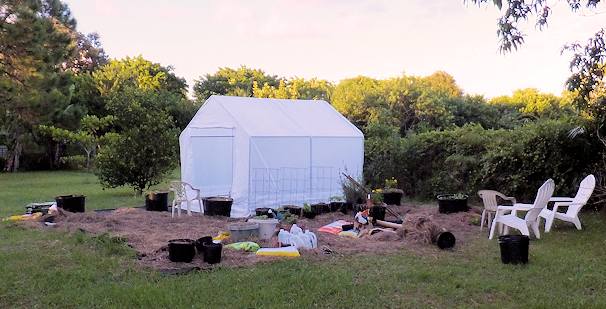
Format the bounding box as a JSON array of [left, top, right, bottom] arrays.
[[489, 179, 555, 240], [477, 190, 516, 231], [169, 181, 203, 218], [539, 175, 595, 232]]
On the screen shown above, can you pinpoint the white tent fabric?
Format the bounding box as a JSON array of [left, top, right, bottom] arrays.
[[179, 95, 364, 218]]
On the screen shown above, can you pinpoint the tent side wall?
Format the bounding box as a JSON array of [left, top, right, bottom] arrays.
[[246, 135, 363, 212]]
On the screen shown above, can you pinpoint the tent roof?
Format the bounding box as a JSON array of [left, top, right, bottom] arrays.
[[188, 95, 363, 137]]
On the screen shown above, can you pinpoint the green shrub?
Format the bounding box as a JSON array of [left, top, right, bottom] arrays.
[[365, 118, 601, 200]]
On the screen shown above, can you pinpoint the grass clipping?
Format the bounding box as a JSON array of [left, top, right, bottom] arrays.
[[397, 214, 441, 244]]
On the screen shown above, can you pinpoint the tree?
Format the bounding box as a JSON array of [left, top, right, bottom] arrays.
[[192, 66, 281, 103], [489, 88, 573, 119], [331, 76, 385, 128], [469, 0, 606, 153], [93, 56, 187, 97], [38, 115, 115, 170], [253, 77, 333, 100], [92, 56, 195, 130], [95, 87, 178, 194], [0, 0, 77, 171]]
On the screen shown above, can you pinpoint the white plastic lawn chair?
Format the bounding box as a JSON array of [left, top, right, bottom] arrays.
[[477, 190, 516, 231], [169, 181, 203, 218], [489, 179, 555, 240], [539, 174, 595, 232]]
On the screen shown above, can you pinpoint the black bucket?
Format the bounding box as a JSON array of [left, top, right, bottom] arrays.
[[303, 210, 316, 219], [369, 205, 386, 221], [498, 235, 529, 264], [55, 195, 86, 213], [145, 191, 169, 211], [255, 207, 275, 218], [329, 201, 344, 212], [203, 197, 232, 216], [382, 191, 403, 205], [310, 203, 323, 215], [195, 236, 213, 254], [284, 205, 302, 216], [341, 202, 352, 214], [437, 195, 469, 213], [433, 231, 456, 249], [168, 239, 196, 263], [202, 242, 223, 264]]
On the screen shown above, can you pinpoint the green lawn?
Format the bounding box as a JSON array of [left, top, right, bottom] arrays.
[[1, 171, 606, 308], [0, 170, 178, 217]]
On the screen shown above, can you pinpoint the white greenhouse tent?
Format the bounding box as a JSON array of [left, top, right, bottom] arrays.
[[179, 95, 364, 218]]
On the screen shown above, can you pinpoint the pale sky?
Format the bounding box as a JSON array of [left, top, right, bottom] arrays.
[[64, 0, 605, 98]]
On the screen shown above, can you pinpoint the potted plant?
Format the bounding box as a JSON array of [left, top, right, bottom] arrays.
[[302, 203, 316, 219], [369, 189, 386, 221], [382, 177, 404, 205], [437, 193, 469, 213], [329, 195, 345, 212], [145, 190, 169, 211]]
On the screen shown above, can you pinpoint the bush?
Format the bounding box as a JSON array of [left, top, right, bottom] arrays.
[[95, 87, 179, 194], [365, 118, 601, 200]]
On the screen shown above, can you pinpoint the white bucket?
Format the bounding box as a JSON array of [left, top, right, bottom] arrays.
[[248, 218, 279, 240]]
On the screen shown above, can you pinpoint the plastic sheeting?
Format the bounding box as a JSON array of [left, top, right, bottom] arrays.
[[179, 95, 364, 218]]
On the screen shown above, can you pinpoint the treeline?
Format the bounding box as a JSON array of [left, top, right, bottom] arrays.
[[2, 1, 603, 197]]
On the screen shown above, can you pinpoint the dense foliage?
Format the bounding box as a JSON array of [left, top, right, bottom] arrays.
[[365, 119, 600, 199]]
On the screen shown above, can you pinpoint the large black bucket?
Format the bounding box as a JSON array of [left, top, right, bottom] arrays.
[[498, 235, 529, 264], [145, 191, 169, 211], [202, 242, 223, 264], [382, 191, 403, 205], [369, 205, 386, 221], [168, 239, 196, 263], [203, 197, 233, 217], [55, 195, 86, 213], [437, 195, 469, 213]]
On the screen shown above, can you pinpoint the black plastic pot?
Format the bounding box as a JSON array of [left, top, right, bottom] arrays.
[[145, 191, 169, 211], [310, 203, 323, 215], [329, 201, 344, 212], [168, 239, 196, 263], [433, 231, 456, 249], [341, 224, 354, 231], [195, 236, 213, 254], [202, 242, 223, 264], [437, 195, 469, 214], [255, 207, 275, 218], [302, 210, 316, 219], [369, 205, 386, 221], [382, 191, 403, 205], [498, 235, 529, 264], [313, 203, 329, 213], [203, 197, 233, 216], [284, 205, 302, 216], [341, 202, 353, 214], [55, 195, 86, 213]]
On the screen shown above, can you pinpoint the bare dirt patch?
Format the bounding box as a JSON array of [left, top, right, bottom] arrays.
[[36, 203, 483, 272]]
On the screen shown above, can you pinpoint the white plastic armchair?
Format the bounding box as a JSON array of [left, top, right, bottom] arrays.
[[539, 174, 595, 232], [477, 190, 516, 231], [169, 181, 203, 218], [489, 179, 555, 240]]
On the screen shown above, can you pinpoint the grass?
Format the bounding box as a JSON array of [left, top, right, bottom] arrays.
[[0, 170, 178, 217], [1, 171, 606, 307]]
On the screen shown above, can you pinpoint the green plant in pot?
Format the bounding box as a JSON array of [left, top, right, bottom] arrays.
[[437, 193, 469, 214], [370, 189, 384, 205], [382, 177, 404, 205]]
